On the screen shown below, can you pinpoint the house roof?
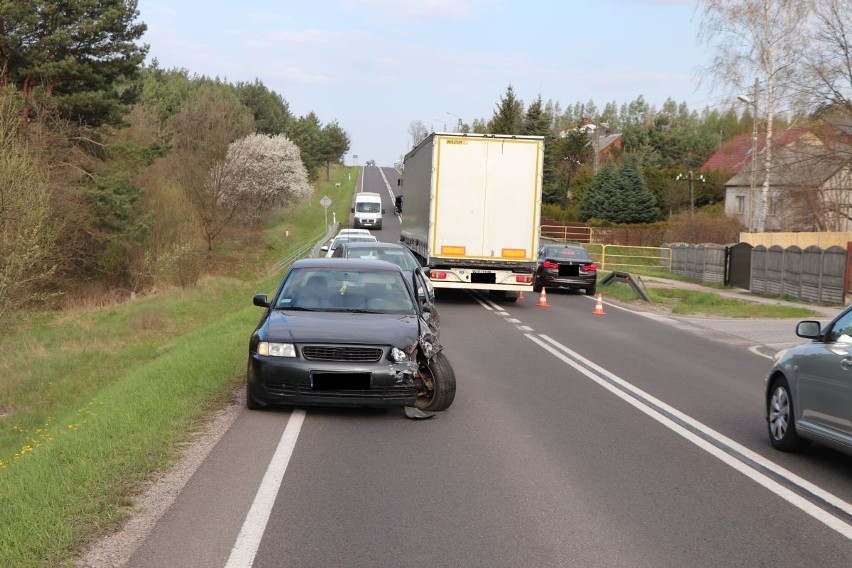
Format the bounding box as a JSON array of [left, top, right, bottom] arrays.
[[700, 127, 811, 174], [725, 133, 852, 188]]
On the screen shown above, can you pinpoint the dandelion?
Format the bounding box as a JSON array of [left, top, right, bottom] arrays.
[[67, 423, 79, 430]]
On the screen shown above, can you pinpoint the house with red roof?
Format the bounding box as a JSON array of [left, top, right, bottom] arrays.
[[700, 127, 852, 231]]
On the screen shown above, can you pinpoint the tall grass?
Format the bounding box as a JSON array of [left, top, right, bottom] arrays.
[[0, 165, 358, 566]]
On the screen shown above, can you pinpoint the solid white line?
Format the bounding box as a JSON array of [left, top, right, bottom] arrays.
[[529, 334, 852, 540], [225, 409, 306, 568]]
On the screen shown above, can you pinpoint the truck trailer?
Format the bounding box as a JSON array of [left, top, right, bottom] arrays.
[[399, 132, 543, 298]]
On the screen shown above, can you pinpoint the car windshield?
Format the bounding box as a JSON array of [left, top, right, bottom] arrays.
[[274, 268, 416, 314], [355, 202, 381, 213], [344, 248, 419, 271]]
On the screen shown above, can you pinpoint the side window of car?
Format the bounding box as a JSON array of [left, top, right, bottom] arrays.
[[414, 269, 433, 305], [829, 311, 852, 343]]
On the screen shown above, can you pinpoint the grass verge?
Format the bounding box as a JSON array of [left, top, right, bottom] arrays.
[[0, 166, 357, 567], [600, 277, 819, 318]]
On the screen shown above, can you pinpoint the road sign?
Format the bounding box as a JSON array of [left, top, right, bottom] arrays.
[[320, 195, 332, 227]]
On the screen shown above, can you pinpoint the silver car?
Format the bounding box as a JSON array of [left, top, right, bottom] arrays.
[[765, 307, 852, 456]]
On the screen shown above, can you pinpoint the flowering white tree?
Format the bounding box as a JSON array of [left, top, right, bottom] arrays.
[[223, 133, 312, 220]]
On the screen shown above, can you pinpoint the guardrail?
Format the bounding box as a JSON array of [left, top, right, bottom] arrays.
[[267, 222, 339, 276], [585, 244, 672, 272]]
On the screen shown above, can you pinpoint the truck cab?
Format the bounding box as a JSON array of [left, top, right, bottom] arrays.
[[352, 192, 385, 230]]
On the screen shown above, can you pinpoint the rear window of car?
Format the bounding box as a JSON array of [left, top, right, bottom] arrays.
[[545, 247, 589, 259], [348, 248, 419, 271]]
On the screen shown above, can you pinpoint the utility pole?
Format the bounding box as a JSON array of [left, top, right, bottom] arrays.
[[675, 170, 705, 217], [737, 79, 759, 232]]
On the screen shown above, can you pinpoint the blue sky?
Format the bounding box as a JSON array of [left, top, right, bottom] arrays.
[[135, 0, 728, 166]]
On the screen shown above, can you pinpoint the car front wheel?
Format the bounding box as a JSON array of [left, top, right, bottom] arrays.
[[416, 351, 456, 411], [767, 376, 805, 451]]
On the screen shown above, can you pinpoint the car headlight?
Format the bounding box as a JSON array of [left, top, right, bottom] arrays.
[[390, 347, 409, 362], [258, 342, 296, 357]]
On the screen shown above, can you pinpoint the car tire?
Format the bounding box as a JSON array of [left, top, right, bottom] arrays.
[[767, 376, 805, 451], [586, 286, 596, 296], [246, 381, 265, 410], [416, 351, 456, 411]]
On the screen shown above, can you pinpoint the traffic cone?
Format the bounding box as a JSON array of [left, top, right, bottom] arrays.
[[518, 290, 525, 301], [536, 288, 549, 307], [592, 293, 606, 315]]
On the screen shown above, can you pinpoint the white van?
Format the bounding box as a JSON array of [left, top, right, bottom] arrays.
[[352, 192, 385, 230]]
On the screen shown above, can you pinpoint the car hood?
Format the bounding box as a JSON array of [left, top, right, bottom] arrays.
[[263, 311, 421, 346]]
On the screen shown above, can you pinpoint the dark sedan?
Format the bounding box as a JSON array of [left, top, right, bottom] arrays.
[[247, 258, 455, 412], [533, 244, 597, 295]]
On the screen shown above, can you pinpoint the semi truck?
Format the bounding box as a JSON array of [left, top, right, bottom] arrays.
[[398, 132, 543, 299]]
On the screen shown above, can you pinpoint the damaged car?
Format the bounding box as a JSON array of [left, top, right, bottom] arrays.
[[247, 258, 455, 414]]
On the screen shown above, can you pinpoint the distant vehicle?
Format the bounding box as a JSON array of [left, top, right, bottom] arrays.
[[330, 241, 433, 298], [365, 160, 376, 166], [765, 305, 852, 457], [352, 192, 385, 230], [246, 258, 455, 411], [399, 132, 543, 301], [533, 244, 597, 296], [336, 228, 372, 237], [321, 233, 378, 257]]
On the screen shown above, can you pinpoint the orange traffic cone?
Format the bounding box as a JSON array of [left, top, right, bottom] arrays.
[[518, 290, 525, 301], [592, 293, 606, 315], [536, 288, 549, 307]]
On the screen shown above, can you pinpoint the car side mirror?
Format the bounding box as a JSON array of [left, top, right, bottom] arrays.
[[796, 321, 822, 339], [320, 245, 329, 252], [253, 294, 269, 308], [382, 208, 386, 214], [351, 207, 355, 213]]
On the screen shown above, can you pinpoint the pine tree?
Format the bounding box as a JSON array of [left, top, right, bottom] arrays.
[[523, 96, 559, 204], [614, 155, 661, 223], [0, 0, 148, 126], [487, 85, 524, 134], [579, 160, 618, 221]]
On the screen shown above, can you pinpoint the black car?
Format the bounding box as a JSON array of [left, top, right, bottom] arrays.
[[247, 258, 455, 411], [533, 244, 597, 295]]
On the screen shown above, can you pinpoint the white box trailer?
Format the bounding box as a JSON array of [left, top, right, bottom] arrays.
[[399, 132, 543, 295]]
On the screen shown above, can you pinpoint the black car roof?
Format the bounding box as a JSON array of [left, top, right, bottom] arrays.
[[292, 257, 403, 272]]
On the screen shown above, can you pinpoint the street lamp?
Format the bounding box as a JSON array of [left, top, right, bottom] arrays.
[[446, 111, 463, 133], [738, 80, 759, 232]]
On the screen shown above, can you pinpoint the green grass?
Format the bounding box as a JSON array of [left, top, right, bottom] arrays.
[[0, 165, 358, 567], [600, 279, 818, 318]]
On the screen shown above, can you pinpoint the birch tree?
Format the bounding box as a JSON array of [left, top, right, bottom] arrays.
[[795, 0, 852, 114], [698, 0, 810, 231]]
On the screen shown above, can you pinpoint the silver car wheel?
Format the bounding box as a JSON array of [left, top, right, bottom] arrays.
[[769, 385, 790, 441]]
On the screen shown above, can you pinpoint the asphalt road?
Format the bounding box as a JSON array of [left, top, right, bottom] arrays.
[[108, 166, 852, 567]]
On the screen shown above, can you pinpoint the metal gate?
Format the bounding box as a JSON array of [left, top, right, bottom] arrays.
[[725, 242, 753, 289]]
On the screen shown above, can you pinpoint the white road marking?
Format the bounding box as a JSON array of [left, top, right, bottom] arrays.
[[225, 409, 306, 568], [529, 333, 852, 540]]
